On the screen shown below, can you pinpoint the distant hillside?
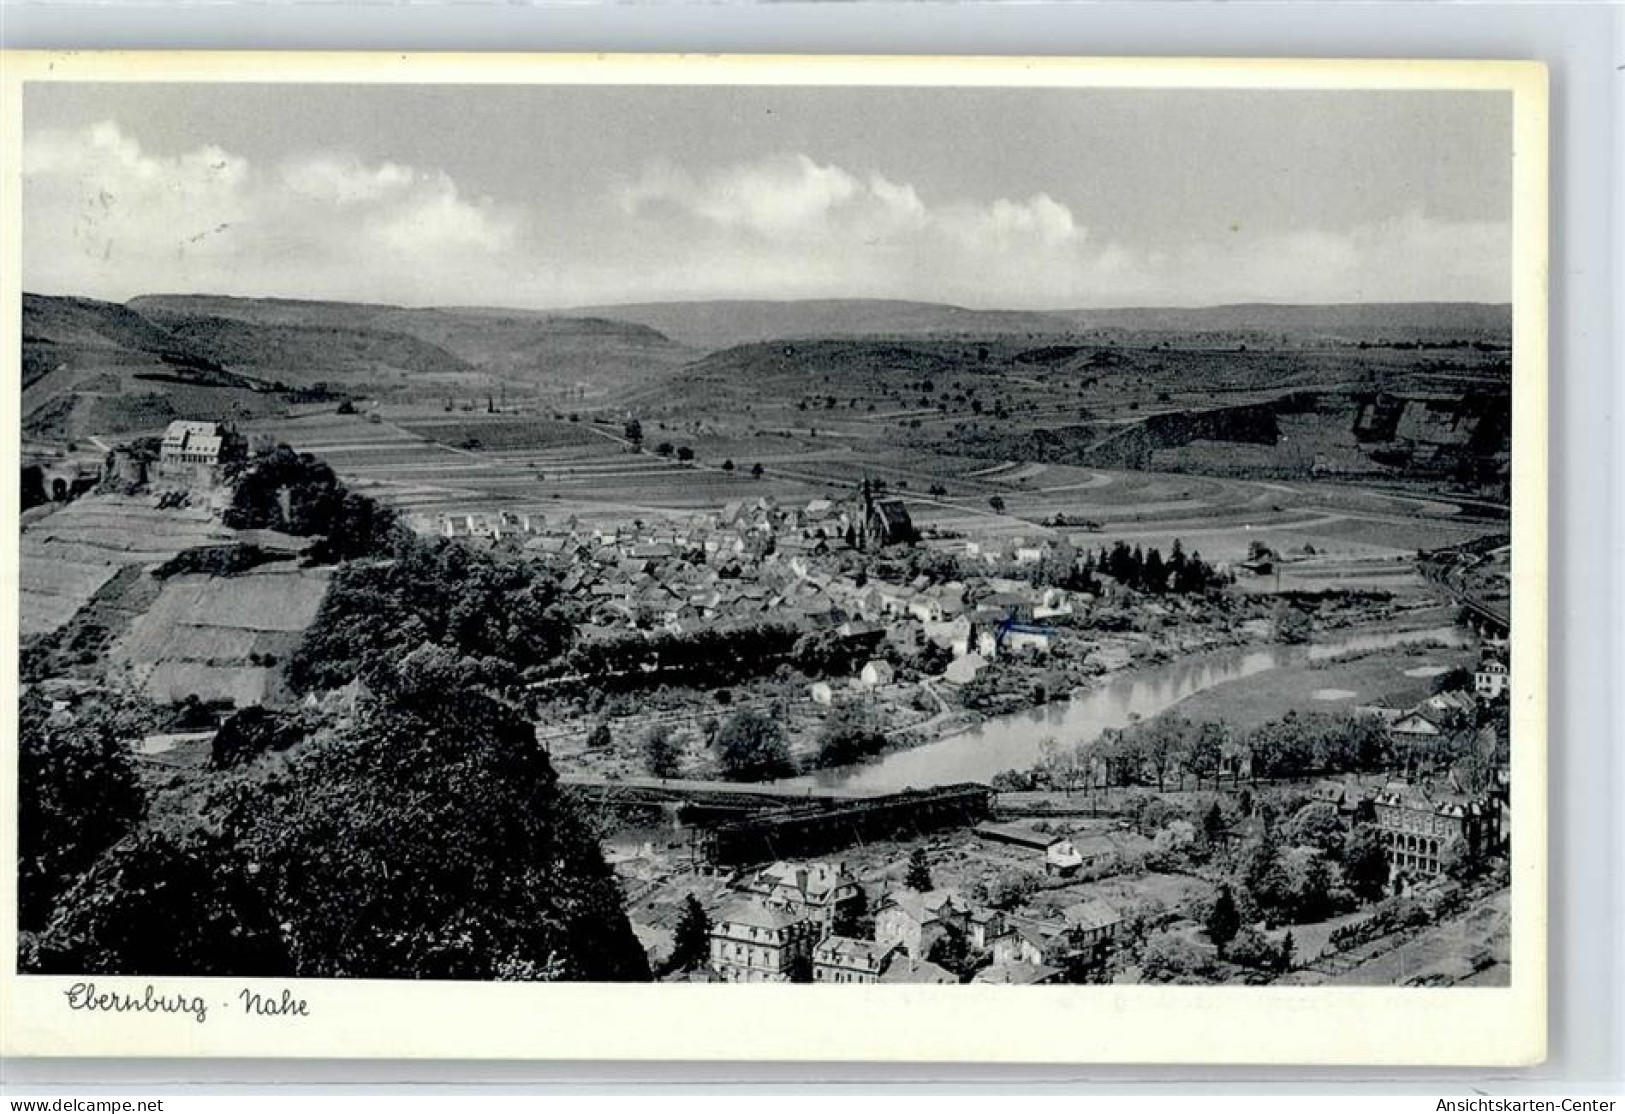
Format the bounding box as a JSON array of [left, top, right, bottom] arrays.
[[567, 299, 1055, 351], [22, 293, 287, 440], [22, 293, 696, 439], [130, 294, 692, 397], [572, 298, 1511, 351], [137, 307, 479, 389], [1056, 302, 1512, 344], [23, 291, 1508, 441]]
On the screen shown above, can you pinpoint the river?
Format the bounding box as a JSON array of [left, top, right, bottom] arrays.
[[781, 623, 1471, 794]]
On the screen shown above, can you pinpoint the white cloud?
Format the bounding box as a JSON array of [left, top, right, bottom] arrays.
[[280, 155, 416, 204], [606, 152, 1095, 306], [22, 122, 520, 304], [619, 153, 1082, 255], [22, 127, 1508, 310]]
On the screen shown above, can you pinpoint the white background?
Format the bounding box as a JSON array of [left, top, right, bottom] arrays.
[[0, 0, 1619, 1096]]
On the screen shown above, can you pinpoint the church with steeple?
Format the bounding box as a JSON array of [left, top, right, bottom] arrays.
[[848, 478, 916, 552]]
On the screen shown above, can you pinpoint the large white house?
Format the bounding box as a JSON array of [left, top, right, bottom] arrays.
[[158, 420, 244, 482]]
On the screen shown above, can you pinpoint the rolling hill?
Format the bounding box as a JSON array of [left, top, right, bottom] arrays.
[[570, 298, 1511, 352], [128, 295, 693, 398], [21, 293, 695, 439], [21, 291, 1510, 442], [22, 294, 289, 440]]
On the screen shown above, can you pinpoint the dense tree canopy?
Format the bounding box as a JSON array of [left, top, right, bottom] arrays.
[[552, 623, 804, 697], [214, 656, 646, 980], [26, 647, 649, 981], [1093, 538, 1226, 595], [17, 691, 147, 933], [287, 540, 569, 693], [223, 444, 406, 562], [28, 830, 289, 977]]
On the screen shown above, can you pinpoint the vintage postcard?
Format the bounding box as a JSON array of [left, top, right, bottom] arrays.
[[1, 52, 1546, 1064]]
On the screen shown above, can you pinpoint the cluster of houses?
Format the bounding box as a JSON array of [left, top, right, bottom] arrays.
[[1377, 655, 1509, 745], [704, 858, 1123, 986], [405, 486, 1080, 677]]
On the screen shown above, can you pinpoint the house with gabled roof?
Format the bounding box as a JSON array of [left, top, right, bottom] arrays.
[[742, 861, 864, 929], [972, 959, 1062, 985], [878, 955, 957, 984], [813, 936, 900, 984], [708, 898, 818, 983], [158, 420, 245, 483], [874, 889, 971, 958]]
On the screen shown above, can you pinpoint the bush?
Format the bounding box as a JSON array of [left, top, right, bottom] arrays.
[[1138, 930, 1215, 983], [813, 703, 888, 768], [211, 706, 308, 770], [153, 544, 292, 580], [1224, 925, 1277, 969], [713, 709, 794, 781], [643, 724, 682, 779]]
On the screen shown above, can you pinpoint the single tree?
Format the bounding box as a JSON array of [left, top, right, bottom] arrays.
[[751, 462, 764, 479], [1292, 854, 1338, 924], [831, 888, 870, 939], [21, 464, 50, 510], [1206, 884, 1241, 957], [231, 672, 647, 979], [905, 847, 934, 892], [988, 495, 1006, 513], [926, 930, 973, 981], [667, 895, 711, 973], [1342, 823, 1391, 904], [586, 721, 613, 749], [1277, 931, 1296, 973], [1189, 723, 1228, 789], [1243, 825, 1293, 924], [1202, 800, 1227, 850], [643, 724, 682, 780]]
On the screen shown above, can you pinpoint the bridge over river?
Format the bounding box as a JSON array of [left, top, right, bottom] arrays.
[[561, 774, 995, 867], [560, 773, 870, 816]]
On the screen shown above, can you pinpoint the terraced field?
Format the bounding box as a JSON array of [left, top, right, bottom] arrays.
[[238, 396, 1502, 570], [109, 565, 333, 707], [18, 495, 284, 637]]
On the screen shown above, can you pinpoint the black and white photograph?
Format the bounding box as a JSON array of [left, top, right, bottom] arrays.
[[4, 53, 1548, 1063]]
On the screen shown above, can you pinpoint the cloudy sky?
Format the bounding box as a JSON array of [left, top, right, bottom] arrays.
[[23, 83, 1512, 310]]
